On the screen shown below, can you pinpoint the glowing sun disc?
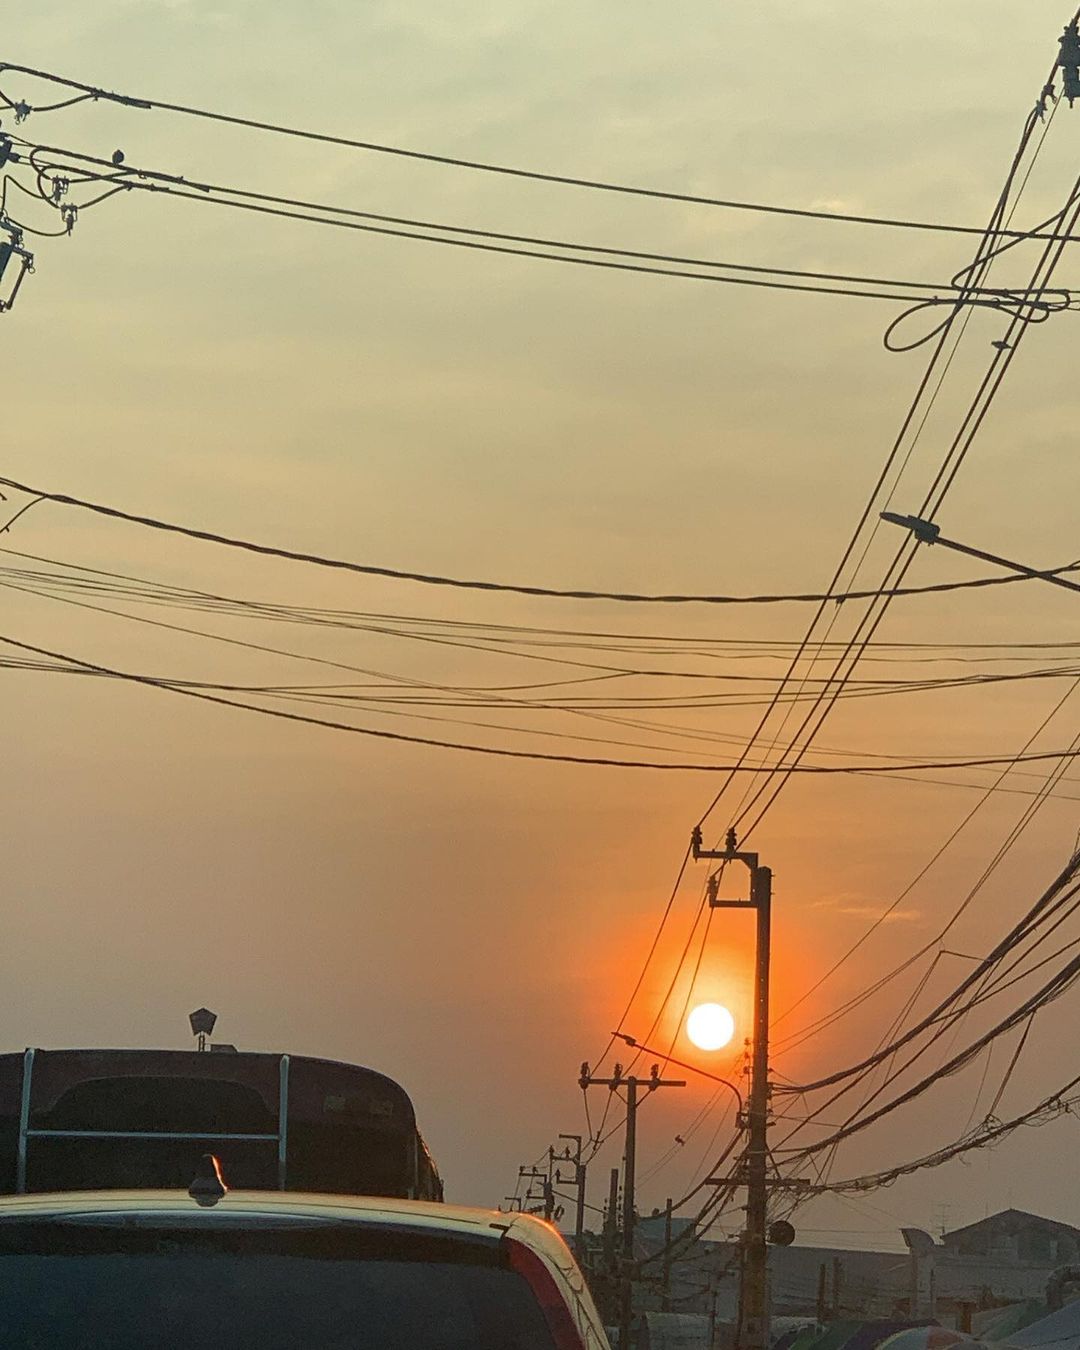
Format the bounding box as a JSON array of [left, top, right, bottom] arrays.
[[686, 1002, 735, 1051]]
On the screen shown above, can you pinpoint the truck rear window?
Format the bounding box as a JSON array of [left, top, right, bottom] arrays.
[[0, 1220, 562, 1349]]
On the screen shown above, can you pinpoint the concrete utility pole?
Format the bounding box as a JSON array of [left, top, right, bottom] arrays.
[[692, 825, 773, 1350], [604, 1165, 621, 1269], [0, 210, 34, 314], [661, 1197, 674, 1311], [599, 1165, 621, 1327], [555, 1133, 588, 1247], [518, 1164, 555, 1222], [580, 1061, 685, 1350]]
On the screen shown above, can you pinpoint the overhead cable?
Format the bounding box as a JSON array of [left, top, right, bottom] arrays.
[[7, 627, 1080, 774], [5, 59, 1080, 245], [781, 847, 1080, 1095], [17, 140, 1064, 311], [772, 674, 1080, 1046], [690, 95, 1052, 835], [780, 949, 1080, 1162], [824, 1072, 1080, 1193], [716, 101, 1080, 845], [0, 473, 1075, 606]]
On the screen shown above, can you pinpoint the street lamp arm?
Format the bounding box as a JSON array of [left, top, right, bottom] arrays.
[[880, 512, 1080, 596], [612, 1032, 744, 1114]]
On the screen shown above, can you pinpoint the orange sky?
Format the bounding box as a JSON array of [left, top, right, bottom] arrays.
[[4, 0, 1080, 1246]]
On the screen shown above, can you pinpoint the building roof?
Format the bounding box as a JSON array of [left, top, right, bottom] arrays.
[[945, 1210, 1080, 1243]]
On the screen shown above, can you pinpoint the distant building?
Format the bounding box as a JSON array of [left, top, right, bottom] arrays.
[[628, 1209, 1080, 1327], [941, 1211, 1080, 1267]]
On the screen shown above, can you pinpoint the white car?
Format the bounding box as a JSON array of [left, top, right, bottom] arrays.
[[0, 1185, 611, 1349]]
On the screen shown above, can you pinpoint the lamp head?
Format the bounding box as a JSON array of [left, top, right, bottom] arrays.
[[188, 1007, 217, 1039]]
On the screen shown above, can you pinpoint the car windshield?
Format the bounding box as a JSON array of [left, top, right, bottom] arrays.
[[0, 1219, 561, 1349]]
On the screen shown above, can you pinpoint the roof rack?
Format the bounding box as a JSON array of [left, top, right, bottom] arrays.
[[15, 1047, 290, 1194]]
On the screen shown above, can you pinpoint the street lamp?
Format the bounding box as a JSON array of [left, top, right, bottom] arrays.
[[880, 512, 1080, 596], [188, 1007, 217, 1053]]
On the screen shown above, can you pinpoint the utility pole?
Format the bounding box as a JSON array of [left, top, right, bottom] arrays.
[[692, 825, 773, 1350], [661, 1197, 674, 1312], [0, 134, 35, 315], [555, 1133, 587, 1248], [602, 1165, 621, 1327], [518, 1164, 555, 1222], [604, 1165, 621, 1267], [0, 215, 34, 315], [580, 1061, 685, 1350]]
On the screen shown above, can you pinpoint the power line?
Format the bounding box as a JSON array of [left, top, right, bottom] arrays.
[[714, 90, 1080, 846], [616, 887, 712, 1082], [824, 1071, 1080, 1194], [1, 472, 1076, 607], [9, 627, 1080, 775], [603, 92, 1073, 1117], [781, 846, 1080, 1098], [6, 59, 1080, 246], [586, 843, 694, 1079], [690, 82, 1060, 840], [12, 557, 1080, 788], [771, 674, 1080, 1045], [17, 554, 1080, 697], [780, 952, 1080, 1163], [776, 893, 1080, 1163], [736, 157, 1080, 1081], [761, 729, 1080, 1161], [20, 563, 1080, 728], [12, 543, 1080, 661], [17, 140, 1063, 313]]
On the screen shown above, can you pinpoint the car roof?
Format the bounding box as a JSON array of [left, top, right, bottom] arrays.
[[0, 1189, 609, 1346], [0, 1189, 552, 1250]]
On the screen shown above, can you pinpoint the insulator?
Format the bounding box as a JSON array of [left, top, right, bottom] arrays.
[[1059, 25, 1080, 66]]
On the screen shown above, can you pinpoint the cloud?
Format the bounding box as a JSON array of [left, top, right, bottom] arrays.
[[837, 904, 920, 923], [808, 197, 863, 215], [813, 898, 921, 924]]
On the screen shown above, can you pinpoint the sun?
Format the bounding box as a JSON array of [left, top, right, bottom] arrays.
[[686, 1003, 735, 1051]]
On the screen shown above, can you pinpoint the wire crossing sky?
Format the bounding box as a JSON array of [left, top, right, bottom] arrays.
[[7, 56, 1080, 243], [2, 0, 1080, 1234]]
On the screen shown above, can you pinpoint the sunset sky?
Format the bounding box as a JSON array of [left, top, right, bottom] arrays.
[[4, 0, 1080, 1248]]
